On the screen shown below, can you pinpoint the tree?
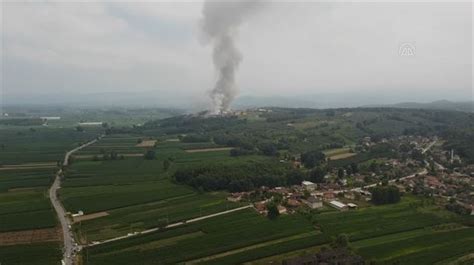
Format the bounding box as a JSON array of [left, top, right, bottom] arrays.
[[337, 168, 345, 179], [369, 161, 379, 174], [75, 126, 84, 132], [350, 162, 358, 174], [309, 167, 327, 183], [370, 185, 401, 205], [230, 148, 254, 157], [286, 169, 305, 186], [163, 159, 171, 171], [144, 150, 156, 160], [67, 155, 75, 165], [110, 151, 118, 160], [301, 151, 326, 168], [411, 149, 424, 162], [266, 202, 280, 220], [260, 143, 278, 156], [331, 233, 350, 248]]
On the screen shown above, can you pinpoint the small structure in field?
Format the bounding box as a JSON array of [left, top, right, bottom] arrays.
[[304, 196, 323, 209], [302, 181, 317, 191], [329, 200, 348, 211], [347, 203, 358, 209], [41, 116, 61, 120], [72, 210, 84, 217], [227, 193, 242, 202], [78, 122, 103, 126]]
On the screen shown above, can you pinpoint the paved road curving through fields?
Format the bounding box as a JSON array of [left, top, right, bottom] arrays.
[[49, 136, 103, 265]]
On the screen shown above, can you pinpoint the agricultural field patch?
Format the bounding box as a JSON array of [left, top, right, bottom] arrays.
[[313, 196, 458, 241], [0, 168, 56, 191], [184, 147, 233, 153], [0, 227, 60, 246], [329, 152, 356, 160], [0, 188, 57, 232], [0, 162, 57, 171], [0, 127, 102, 164], [0, 242, 62, 265], [74, 192, 242, 241], [60, 180, 194, 213], [355, 227, 474, 264], [86, 209, 315, 265], [136, 140, 156, 147], [73, 211, 109, 223]]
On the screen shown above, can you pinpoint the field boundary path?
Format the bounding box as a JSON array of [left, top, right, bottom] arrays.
[[89, 204, 253, 247], [49, 135, 103, 265]]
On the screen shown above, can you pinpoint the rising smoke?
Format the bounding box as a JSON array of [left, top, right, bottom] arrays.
[[201, 1, 260, 114]]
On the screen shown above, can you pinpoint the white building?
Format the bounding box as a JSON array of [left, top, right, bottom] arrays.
[[347, 203, 358, 209], [41, 116, 61, 120], [72, 210, 84, 217], [329, 200, 348, 211], [302, 180, 317, 191]]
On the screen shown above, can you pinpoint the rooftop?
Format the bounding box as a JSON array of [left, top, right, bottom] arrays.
[[329, 200, 347, 208]]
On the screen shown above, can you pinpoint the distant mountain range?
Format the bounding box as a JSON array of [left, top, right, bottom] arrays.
[[233, 95, 473, 113], [364, 100, 473, 113], [5, 91, 472, 113]]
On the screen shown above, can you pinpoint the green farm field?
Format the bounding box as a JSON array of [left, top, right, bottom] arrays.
[[192, 196, 474, 265], [82, 195, 474, 265], [0, 188, 57, 232], [0, 168, 58, 232], [0, 126, 103, 164], [86, 209, 316, 265], [0, 242, 62, 265], [62, 136, 265, 241], [0, 123, 104, 264]]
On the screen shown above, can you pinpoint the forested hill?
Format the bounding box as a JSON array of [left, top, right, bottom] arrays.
[[128, 108, 474, 161]]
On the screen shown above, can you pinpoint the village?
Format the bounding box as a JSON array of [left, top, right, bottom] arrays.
[[228, 135, 474, 217]]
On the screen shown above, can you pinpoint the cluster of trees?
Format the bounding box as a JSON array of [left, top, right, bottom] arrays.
[[308, 167, 327, 183], [173, 161, 297, 192], [443, 129, 474, 164], [301, 151, 326, 168], [266, 202, 280, 219], [93, 151, 125, 161], [369, 185, 401, 205], [180, 134, 210, 143], [144, 150, 156, 160], [144, 115, 246, 135], [214, 134, 280, 157], [230, 148, 255, 157]]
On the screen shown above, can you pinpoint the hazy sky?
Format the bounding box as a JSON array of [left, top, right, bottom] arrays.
[[1, 1, 472, 108]]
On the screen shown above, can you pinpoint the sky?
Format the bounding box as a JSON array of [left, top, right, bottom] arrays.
[[1, 1, 472, 109]]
